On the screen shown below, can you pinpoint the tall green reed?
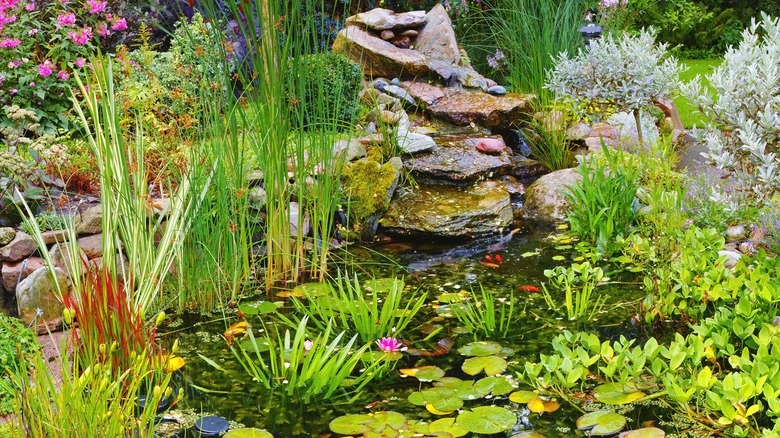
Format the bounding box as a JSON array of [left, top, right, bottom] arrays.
[[451, 285, 517, 339]]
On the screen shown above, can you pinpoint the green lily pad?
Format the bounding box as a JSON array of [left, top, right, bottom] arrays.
[[457, 341, 503, 357], [510, 433, 546, 438], [408, 388, 464, 412], [521, 251, 540, 258], [438, 292, 465, 303], [238, 301, 277, 316], [400, 365, 445, 382], [363, 277, 402, 293], [456, 406, 517, 434], [509, 390, 538, 404], [619, 427, 665, 438], [473, 376, 515, 396], [576, 411, 627, 436], [435, 303, 468, 316], [224, 428, 274, 438], [293, 282, 334, 297], [618, 427, 666, 438], [329, 414, 380, 435], [593, 382, 646, 405], [462, 355, 507, 376], [429, 418, 469, 437]]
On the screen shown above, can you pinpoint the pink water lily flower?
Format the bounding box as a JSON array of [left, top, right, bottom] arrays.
[[376, 337, 403, 352]]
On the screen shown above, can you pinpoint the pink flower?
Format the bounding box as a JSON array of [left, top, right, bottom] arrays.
[[111, 17, 127, 31], [29, 81, 35, 86], [25, 3, 34, 10], [58, 70, 69, 80], [68, 26, 92, 45], [97, 22, 108, 37], [75, 58, 86, 67], [28, 28, 37, 36], [303, 340, 313, 351], [57, 12, 76, 28], [375, 337, 403, 352], [10, 88, 17, 95], [0, 38, 21, 49], [38, 61, 54, 76], [86, 0, 106, 14]]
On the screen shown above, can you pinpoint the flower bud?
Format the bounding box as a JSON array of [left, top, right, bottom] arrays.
[[155, 311, 166, 327], [171, 339, 180, 354]]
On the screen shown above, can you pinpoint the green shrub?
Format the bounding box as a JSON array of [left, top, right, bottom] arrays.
[[287, 52, 363, 130], [0, 314, 38, 415]]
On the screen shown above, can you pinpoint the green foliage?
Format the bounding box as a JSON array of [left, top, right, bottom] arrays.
[[451, 285, 517, 339], [0, 315, 38, 415], [565, 146, 642, 257], [523, 114, 575, 172], [540, 261, 607, 320], [287, 52, 363, 130], [673, 58, 722, 129], [19, 210, 68, 234]]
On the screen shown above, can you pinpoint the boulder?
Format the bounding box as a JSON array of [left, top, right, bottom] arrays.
[[333, 26, 429, 78], [384, 84, 417, 107], [0, 227, 15, 246], [49, 242, 88, 278], [726, 225, 747, 243], [522, 168, 582, 221], [40, 229, 70, 245], [77, 233, 104, 259], [380, 180, 513, 237], [403, 81, 446, 106], [397, 130, 437, 154], [567, 122, 591, 141], [0, 231, 37, 262], [508, 156, 549, 179], [289, 202, 311, 237], [2, 256, 46, 294], [75, 204, 102, 234], [718, 250, 741, 269], [333, 137, 368, 162], [16, 266, 67, 334], [427, 91, 533, 128], [345, 8, 427, 31], [403, 134, 512, 183], [414, 4, 460, 65]]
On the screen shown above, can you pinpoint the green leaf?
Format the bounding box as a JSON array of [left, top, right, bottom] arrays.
[[618, 427, 666, 438], [521, 251, 540, 258], [400, 365, 445, 382], [238, 301, 278, 316], [408, 388, 464, 412], [224, 428, 274, 438], [462, 355, 508, 376], [329, 412, 407, 435], [456, 406, 517, 434], [593, 382, 646, 405], [473, 376, 515, 395], [510, 433, 546, 438], [457, 341, 503, 357], [293, 282, 334, 297], [509, 390, 538, 404], [429, 418, 469, 437], [576, 411, 626, 436]]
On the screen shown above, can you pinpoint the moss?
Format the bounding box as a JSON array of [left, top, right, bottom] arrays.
[[342, 159, 399, 223]]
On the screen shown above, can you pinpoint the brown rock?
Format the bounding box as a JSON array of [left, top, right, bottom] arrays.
[[400, 29, 419, 37], [41, 229, 69, 245], [0, 231, 37, 262], [391, 36, 411, 49], [427, 91, 534, 128], [75, 204, 102, 234], [380, 29, 395, 40], [414, 4, 460, 64], [49, 242, 88, 278], [16, 266, 67, 334], [77, 233, 104, 259], [655, 99, 685, 132], [402, 134, 512, 182], [589, 123, 619, 139], [2, 257, 46, 293], [404, 81, 447, 106], [475, 138, 506, 155], [345, 8, 427, 31], [380, 110, 401, 124], [333, 26, 429, 78]]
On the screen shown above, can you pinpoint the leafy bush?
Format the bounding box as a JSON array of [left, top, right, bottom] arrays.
[[547, 28, 683, 146], [287, 52, 363, 130], [0, 314, 38, 415], [682, 14, 780, 204]]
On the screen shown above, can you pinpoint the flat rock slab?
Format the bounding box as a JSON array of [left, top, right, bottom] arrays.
[[380, 180, 513, 237], [427, 91, 533, 128], [403, 134, 512, 183], [346, 8, 427, 31], [333, 26, 429, 78], [509, 156, 549, 179]]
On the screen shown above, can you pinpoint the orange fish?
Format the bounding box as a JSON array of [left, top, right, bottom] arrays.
[[517, 285, 541, 293]]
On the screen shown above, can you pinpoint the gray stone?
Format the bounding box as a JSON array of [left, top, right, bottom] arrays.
[[333, 138, 368, 162], [390, 77, 401, 86], [333, 26, 430, 78], [402, 134, 512, 183], [414, 4, 460, 65], [16, 266, 68, 334], [75, 204, 102, 234], [2, 257, 46, 294], [726, 225, 747, 243], [49, 242, 88, 278], [499, 175, 524, 196], [373, 79, 389, 92], [487, 85, 507, 96], [404, 81, 447, 106], [247, 170, 264, 185], [397, 130, 437, 154], [429, 59, 457, 86], [40, 229, 70, 245], [427, 91, 533, 128], [380, 180, 513, 237], [77, 233, 104, 259], [508, 156, 549, 179], [0, 227, 15, 246], [289, 202, 311, 237], [522, 168, 582, 221], [248, 186, 266, 210], [452, 65, 488, 90], [718, 250, 742, 269], [346, 8, 427, 31], [384, 85, 417, 107], [0, 231, 37, 262], [567, 122, 591, 141]]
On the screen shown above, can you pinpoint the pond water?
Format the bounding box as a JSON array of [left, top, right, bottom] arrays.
[[165, 223, 666, 437]]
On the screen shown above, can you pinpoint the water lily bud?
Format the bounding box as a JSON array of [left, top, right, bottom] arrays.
[[155, 311, 166, 327], [171, 339, 179, 354]]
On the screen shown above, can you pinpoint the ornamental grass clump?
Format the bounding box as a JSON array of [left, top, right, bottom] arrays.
[[682, 13, 780, 204], [547, 28, 684, 147]]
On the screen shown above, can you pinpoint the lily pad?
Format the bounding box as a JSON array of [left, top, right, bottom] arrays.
[[408, 388, 464, 412], [456, 406, 517, 434], [462, 355, 507, 376], [438, 292, 465, 303], [510, 433, 546, 438], [429, 418, 468, 437], [238, 301, 279, 316], [509, 390, 538, 404], [527, 397, 559, 413], [473, 376, 515, 396], [329, 411, 407, 436], [293, 282, 334, 297], [576, 411, 627, 436], [399, 365, 445, 382], [224, 428, 274, 438], [363, 277, 401, 293], [593, 383, 646, 405], [457, 341, 503, 357], [619, 427, 665, 438]]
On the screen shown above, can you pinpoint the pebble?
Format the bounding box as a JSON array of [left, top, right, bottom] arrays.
[[390, 78, 401, 86], [486, 85, 507, 96], [373, 79, 389, 92]]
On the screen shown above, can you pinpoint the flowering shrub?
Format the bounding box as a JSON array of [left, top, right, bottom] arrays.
[[0, 0, 129, 133], [682, 14, 780, 204], [585, 0, 630, 30]]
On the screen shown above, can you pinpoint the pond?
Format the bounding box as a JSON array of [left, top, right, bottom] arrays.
[[165, 223, 666, 437]]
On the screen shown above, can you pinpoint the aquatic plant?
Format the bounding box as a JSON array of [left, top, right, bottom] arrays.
[[0, 315, 37, 415], [540, 261, 606, 321], [376, 337, 403, 353], [451, 285, 517, 339]]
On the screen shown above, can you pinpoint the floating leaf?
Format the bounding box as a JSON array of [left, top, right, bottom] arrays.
[[224, 428, 274, 438], [554, 245, 573, 250], [619, 427, 665, 438], [462, 355, 507, 376], [577, 411, 627, 436], [556, 224, 568, 230], [408, 388, 463, 412], [363, 278, 400, 293], [293, 282, 333, 297], [400, 366, 445, 382], [238, 301, 279, 316], [329, 411, 407, 436], [510, 433, 546, 438], [426, 404, 455, 416], [473, 376, 515, 396], [593, 383, 646, 405], [275, 290, 303, 298], [509, 390, 538, 404], [438, 292, 466, 303], [552, 255, 566, 261], [429, 418, 468, 437], [521, 251, 540, 258], [456, 406, 517, 434], [457, 341, 503, 357]]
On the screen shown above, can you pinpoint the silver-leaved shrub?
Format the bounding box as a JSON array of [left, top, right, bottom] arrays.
[[546, 28, 683, 147], [682, 13, 780, 203]]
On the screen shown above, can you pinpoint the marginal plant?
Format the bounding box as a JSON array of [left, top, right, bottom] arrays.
[[451, 285, 517, 339], [283, 275, 426, 344], [0, 315, 37, 415], [547, 28, 683, 146], [682, 13, 780, 203], [540, 261, 606, 320]]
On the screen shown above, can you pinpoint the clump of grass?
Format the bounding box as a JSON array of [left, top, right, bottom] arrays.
[[451, 285, 518, 339]]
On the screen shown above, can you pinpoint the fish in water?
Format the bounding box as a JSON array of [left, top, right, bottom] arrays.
[[406, 228, 521, 272], [517, 285, 541, 293]]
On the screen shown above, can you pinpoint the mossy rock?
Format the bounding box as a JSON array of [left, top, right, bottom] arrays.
[[342, 158, 403, 239]]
